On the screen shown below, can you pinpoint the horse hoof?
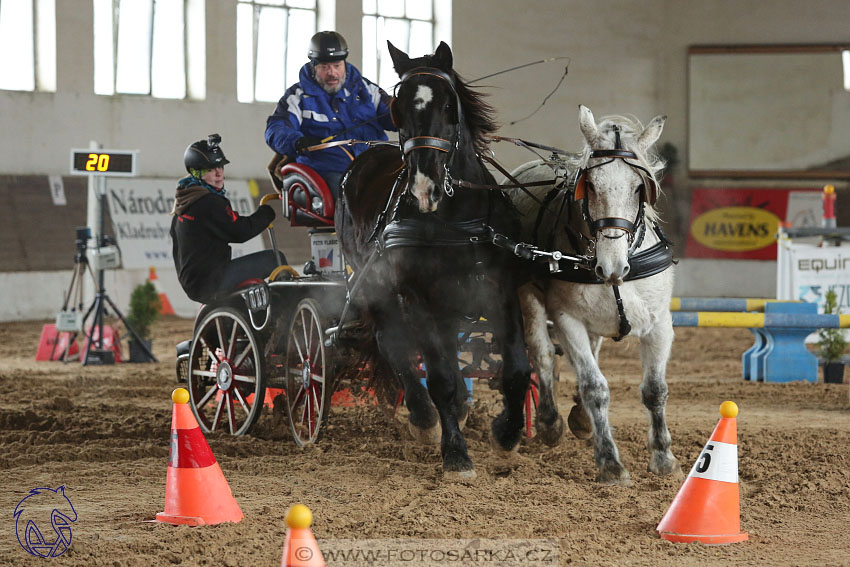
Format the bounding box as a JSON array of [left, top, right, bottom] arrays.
[[489, 433, 520, 455], [650, 457, 684, 479], [408, 421, 441, 445], [596, 466, 632, 486], [443, 468, 477, 482], [536, 414, 565, 447], [567, 403, 593, 440]]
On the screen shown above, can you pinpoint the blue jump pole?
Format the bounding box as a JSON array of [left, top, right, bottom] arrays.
[[672, 303, 848, 383]]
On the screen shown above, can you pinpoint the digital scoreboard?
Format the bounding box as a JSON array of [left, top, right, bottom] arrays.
[[70, 149, 138, 176]]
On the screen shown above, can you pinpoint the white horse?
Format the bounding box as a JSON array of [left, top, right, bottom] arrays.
[[509, 105, 680, 485]]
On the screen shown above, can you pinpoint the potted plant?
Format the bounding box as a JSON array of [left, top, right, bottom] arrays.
[[818, 289, 846, 383], [126, 281, 161, 363]]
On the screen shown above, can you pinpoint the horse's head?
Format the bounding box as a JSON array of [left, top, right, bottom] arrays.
[[388, 41, 462, 213], [576, 105, 666, 285]]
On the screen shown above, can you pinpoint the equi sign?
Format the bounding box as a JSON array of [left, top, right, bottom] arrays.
[[106, 178, 263, 269]]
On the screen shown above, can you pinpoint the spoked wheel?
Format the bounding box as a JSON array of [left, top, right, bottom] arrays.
[[285, 298, 333, 446], [187, 307, 265, 436]]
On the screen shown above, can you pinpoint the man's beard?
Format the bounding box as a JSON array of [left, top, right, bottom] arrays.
[[317, 71, 346, 94]]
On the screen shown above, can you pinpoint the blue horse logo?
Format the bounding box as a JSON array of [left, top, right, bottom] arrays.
[[14, 486, 78, 558]]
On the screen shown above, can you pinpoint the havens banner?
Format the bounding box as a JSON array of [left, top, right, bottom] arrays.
[[685, 188, 821, 260], [106, 178, 264, 269]]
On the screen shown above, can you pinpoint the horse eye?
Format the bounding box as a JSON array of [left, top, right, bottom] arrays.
[[586, 181, 595, 193]]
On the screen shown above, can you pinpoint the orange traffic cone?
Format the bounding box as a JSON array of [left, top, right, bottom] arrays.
[[155, 388, 243, 526], [657, 401, 748, 544], [281, 504, 326, 567], [148, 267, 175, 316]]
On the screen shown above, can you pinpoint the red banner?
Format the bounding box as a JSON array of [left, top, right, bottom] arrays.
[[685, 188, 821, 260]]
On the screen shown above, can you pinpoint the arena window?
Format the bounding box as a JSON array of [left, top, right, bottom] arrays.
[[236, 0, 318, 103], [93, 0, 205, 99], [0, 0, 56, 92], [361, 0, 451, 92], [843, 49, 850, 92]]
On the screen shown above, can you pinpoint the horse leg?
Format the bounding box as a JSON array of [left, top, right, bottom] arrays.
[[423, 322, 474, 478], [556, 315, 630, 485], [639, 319, 681, 477], [373, 310, 440, 445], [519, 284, 564, 446], [491, 292, 533, 454], [567, 331, 599, 441]]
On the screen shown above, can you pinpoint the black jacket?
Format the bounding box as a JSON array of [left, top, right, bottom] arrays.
[[170, 188, 274, 303]]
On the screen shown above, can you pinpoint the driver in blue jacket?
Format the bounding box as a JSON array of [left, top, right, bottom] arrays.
[[264, 31, 396, 199]]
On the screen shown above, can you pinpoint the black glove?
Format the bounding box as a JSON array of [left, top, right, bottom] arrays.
[[295, 135, 322, 153]]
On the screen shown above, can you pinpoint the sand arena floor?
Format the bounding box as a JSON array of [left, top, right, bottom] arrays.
[[1, 317, 848, 566]]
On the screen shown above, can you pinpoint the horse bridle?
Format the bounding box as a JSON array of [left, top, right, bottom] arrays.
[[572, 125, 659, 253], [393, 66, 463, 197]]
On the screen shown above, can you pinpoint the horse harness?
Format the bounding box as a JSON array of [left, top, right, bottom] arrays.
[[525, 125, 675, 339], [358, 69, 674, 341], [391, 66, 465, 198]]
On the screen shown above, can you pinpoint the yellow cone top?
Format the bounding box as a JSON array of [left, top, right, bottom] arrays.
[[172, 388, 190, 404], [286, 504, 313, 529], [824, 184, 835, 194], [719, 400, 738, 419]]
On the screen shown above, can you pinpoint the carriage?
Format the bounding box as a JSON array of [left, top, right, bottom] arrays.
[[175, 158, 525, 446], [175, 161, 350, 445], [177, 40, 678, 482]]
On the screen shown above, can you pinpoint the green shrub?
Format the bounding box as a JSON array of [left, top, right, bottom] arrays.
[[818, 289, 847, 363], [127, 281, 161, 340]]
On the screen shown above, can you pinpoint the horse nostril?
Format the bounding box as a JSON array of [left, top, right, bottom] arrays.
[[595, 265, 605, 279], [622, 263, 630, 275]]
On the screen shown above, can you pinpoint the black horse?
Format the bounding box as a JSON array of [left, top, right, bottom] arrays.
[[335, 41, 532, 479]]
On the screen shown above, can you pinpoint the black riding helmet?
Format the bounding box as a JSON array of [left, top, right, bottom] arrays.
[[184, 133, 229, 174], [308, 31, 348, 66]]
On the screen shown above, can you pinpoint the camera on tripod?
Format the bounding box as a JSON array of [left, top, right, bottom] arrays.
[[75, 227, 91, 259]]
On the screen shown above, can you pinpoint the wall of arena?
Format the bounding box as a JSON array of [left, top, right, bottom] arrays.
[[1, 0, 847, 320]]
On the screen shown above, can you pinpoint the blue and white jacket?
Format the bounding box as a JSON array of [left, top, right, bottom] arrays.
[[264, 63, 397, 174]]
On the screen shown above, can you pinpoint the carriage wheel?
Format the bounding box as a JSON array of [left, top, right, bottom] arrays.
[[285, 298, 333, 446], [187, 307, 266, 436]]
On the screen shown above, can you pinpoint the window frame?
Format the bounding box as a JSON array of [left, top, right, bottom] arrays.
[[236, 0, 319, 104], [0, 0, 56, 93], [361, 0, 451, 92], [93, 0, 201, 99]]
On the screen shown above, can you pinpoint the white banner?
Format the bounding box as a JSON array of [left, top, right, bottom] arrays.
[[778, 240, 850, 311], [48, 175, 66, 205], [105, 178, 263, 269]]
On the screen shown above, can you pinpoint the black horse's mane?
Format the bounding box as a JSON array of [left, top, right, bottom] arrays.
[[452, 72, 499, 154]]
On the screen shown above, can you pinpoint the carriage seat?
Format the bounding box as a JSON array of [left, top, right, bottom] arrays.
[[281, 163, 335, 228]]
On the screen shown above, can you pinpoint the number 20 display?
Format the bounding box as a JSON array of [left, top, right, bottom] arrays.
[[70, 149, 138, 177]]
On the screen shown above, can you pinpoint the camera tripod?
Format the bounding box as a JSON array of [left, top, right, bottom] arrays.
[[82, 259, 157, 365], [53, 233, 97, 362], [63, 235, 159, 365]]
